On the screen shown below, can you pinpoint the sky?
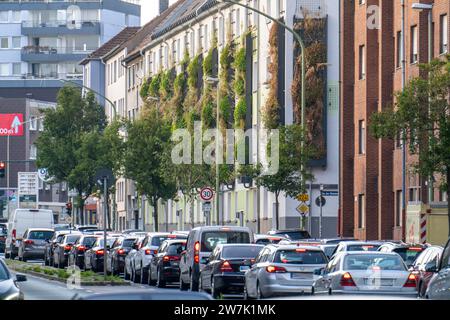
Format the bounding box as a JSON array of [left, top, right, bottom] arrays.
[[141, 0, 178, 26]]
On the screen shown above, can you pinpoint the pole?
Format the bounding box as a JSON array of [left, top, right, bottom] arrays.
[[103, 177, 108, 281], [216, 82, 220, 226], [427, 9, 433, 203], [6, 134, 9, 219], [401, 0, 407, 241], [319, 185, 323, 239]]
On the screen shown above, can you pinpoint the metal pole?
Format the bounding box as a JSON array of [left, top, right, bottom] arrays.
[[6, 134, 9, 219], [401, 0, 407, 240], [103, 177, 108, 281], [319, 185, 323, 239], [427, 9, 433, 203], [216, 82, 220, 226]]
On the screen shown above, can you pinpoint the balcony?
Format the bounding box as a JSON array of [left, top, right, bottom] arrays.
[[21, 45, 96, 62], [22, 20, 100, 36]]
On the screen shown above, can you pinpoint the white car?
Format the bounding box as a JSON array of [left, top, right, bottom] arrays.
[[125, 236, 144, 281], [5, 209, 53, 259]]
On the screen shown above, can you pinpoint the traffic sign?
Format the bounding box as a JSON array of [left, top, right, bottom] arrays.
[[297, 193, 309, 202], [200, 187, 214, 201], [202, 201, 212, 212], [296, 203, 309, 215], [315, 196, 326, 207], [0, 113, 24, 136], [323, 191, 339, 197], [65, 216, 73, 224]]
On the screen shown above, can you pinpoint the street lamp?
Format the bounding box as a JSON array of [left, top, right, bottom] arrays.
[[204, 76, 220, 226], [412, 2, 434, 204]]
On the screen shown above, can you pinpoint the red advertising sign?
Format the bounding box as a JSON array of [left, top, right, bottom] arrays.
[[0, 114, 24, 136]]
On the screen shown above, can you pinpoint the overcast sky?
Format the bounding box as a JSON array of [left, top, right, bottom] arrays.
[[141, 0, 178, 26]]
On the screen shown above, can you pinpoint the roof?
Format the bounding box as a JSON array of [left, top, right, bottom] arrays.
[[80, 26, 140, 65]]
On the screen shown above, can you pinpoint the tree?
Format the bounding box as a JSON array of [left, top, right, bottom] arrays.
[[36, 87, 107, 225], [370, 56, 450, 236], [123, 107, 177, 231], [253, 125, 313, 230]]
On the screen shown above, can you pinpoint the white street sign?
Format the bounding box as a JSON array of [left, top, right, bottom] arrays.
[[18, 172, 39, 209]]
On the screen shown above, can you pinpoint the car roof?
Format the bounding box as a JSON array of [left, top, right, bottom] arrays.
[[342, 251, 401, 256], [340, 241, 383, 246], [269, 244, 324, 251], [381, 242, 427, 248], [26, 228, 54, 232], [192, 226, 251, 232], [216, 243, 264, 248], [162, 239, 187, 245]]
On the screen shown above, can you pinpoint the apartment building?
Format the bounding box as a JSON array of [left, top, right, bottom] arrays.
[[340, 0, 449, 241], [0, 0, 140, 102]]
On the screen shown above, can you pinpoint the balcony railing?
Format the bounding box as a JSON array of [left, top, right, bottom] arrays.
[[22, 45, 97, 55], [0, 0, 139, 4], [0, 73, 83, 80], [22, 20, 100, 29]]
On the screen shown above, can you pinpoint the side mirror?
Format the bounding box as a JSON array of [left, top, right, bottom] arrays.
[[314, 268, 324, 276], [425, 261, 438, 273], [15, 274, 27, 282]]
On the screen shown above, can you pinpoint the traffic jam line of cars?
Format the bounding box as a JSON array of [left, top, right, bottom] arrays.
[[1, 220, 450, 300]]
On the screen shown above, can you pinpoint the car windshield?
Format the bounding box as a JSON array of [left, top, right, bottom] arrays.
[[167, 243, 186, 255], [276, 231, 310, 240], [0, 226, 7, 236], [122, 239, 136, 248], [0, 261, 10, 281], [97, 238, 115, 247], [28, 231, 54, 240], [347, 244, 380, 252], [344, 254, 406, 271], [222, 246, 263, 259], [65, 235, 81, 243], [201, 231, 251, 253], [323, 246, 337, 257], [82, 237, 98, 246], [274, 250, 327, 264], [151, 236, 171, 247], [393, 248, 424, 266]]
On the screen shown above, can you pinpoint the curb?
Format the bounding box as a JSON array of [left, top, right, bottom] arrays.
[[8, 265, 131, 286]]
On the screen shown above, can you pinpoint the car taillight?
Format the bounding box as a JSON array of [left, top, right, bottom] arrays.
[[145, 249, 151, 255], [403, 273, 417, 288], [266, 266, 287, 273], [64, 245, 72, 251], [409, 247, 423, 252], [118, 249, 126, 255], [24, 240, 34, 245], [295, 248, 307, 252], [340, 272, 356, 287], [163, 255, 180, 262], [78, 245, 86, 252], [96, 249, 104, 255], [220, 260, 233, 272], [153, 250, 158, 255], [12, 229, 16, 239], [194, 241, 200, 264], [168, 235, 177, 239]]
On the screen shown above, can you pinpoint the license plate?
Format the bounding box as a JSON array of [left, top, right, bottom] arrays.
[[172, 262, 179, 266], [240, 266, 250, 272], [364, 278, 394, 286], [291, 273, 312, 279]]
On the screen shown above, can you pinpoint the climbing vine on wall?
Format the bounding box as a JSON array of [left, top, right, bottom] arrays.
[[184, 54, 202, 132], [233, 41, 246, 130]]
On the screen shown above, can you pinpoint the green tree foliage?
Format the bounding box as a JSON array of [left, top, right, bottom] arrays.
[[370, 56, 450, 235]]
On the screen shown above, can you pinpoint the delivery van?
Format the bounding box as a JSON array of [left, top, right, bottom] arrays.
[[5, 209, 54, 259]]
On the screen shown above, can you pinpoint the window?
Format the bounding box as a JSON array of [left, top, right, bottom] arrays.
[[358, 194, 365, 228], [12, 37, 21, 49], [108, 64, 111, 85], [409, 187, 421, 202], [396, 190, 402, 227], [0, 11, 8, 22], [359, 45, 366, 79], [411, 25, 418, 63], [278, 0, 285, 15], [0, 63, 8, 76], [231, 10, 236, 38], [219, 16, 225, 45], [236, 9, 240, 36], [30, 145, 37, 160], [396, 31, 402, 68], [358, 120, 366, 154], [439, 190, 448, 202], [359, 0, 366, 4], [0, 38, 8, 49], [12, 11, 20, 22], [114, 60, 117, 83], [440, 14, 448, 54], [12, 63, 20, 75], [29, 117, 37, 131]]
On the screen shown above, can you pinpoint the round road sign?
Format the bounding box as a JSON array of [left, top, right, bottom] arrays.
[[200, 187, 214, 201]]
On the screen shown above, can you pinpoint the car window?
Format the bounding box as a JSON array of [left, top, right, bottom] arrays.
[[29, 231, 54, 240], [414, 249, 430, 267], [347, 244, 380, 252], [200, 231, 250, 253], [256, 239, 270, 245], [167, 243, 186, 255], [393, 247, 424, 265], [343, 254, 406, 271], [0, 261, 10, 281], [122, 239, 136, 248], [151, 236, 170, 247], [440, 240, 450, 270], [222, 246, 263, 259], [274, 249, 327, 265], [256, 248, 269, 263], [83, 237, 98, 246]]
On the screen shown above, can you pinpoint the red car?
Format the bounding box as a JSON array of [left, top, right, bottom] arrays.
[[409, 245, 443, 297]]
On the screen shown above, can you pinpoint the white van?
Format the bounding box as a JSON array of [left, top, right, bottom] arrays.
[[5, 209, 54, 259]]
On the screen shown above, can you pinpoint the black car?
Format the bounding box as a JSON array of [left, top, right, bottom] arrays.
[[0, 223, 7, 253], [267, 229, 311, 240], [44, 231, 79, 266], [199, 244, 264, 298], [53, 234, 82, 268], [426, 237, 450, 299], [149, 239, 187, 287], [378, 242, 428, 267], [68, 235, 99, 268], [107, 236, 137, 275], [0, 259, 27, 300], [84, 237, 116, 272]]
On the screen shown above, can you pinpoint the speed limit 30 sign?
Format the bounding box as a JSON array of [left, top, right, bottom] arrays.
[[200, 187, 214, 201]]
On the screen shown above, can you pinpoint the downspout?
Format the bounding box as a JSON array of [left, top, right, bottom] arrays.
[[401, 0, 407, 241]]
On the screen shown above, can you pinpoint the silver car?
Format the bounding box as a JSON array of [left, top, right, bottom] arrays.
[[18, 228, 54, 262], [244, 244, 328, 299], [313, 251, 418, 296]]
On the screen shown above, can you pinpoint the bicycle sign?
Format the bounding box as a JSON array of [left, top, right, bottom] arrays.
[[200, 187, 214, 201]]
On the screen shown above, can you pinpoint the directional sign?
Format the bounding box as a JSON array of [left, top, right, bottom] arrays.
[[0, 114, 24, 136], [296, 203, 309, 215], [297, 193, 309, 202], [315, 196, 326, 207], [323, 191, 339, 197], [65, 216, 73, 224], [200, 187, 214, 201]]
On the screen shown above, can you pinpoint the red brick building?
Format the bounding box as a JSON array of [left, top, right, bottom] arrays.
[[340, 0, 449, 240]]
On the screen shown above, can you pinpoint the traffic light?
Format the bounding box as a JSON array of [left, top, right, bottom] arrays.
[[0, 162, 5, 178], [66, 202, 72, 216]]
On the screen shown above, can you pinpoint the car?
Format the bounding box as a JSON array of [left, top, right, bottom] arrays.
[[53, 224, 71, 231], [267, 229, 311, 240], [378, 242, 428, 268], [254, 234, 287, 245], [124, 236, 145, 281], [18, 228, 54, 262], [320, 238, 358, 244], [319, 244, 339, 260], [313, 251, 418, 296], [75, 225, 99, 233], [133, 232, 187, 284], [200, 244, 264, 298], [179, 226, 255, 291], [106, 236, 138, 275], [425, 237, 450, 299], [0, 259, 27, 300], [44, 230, 78, 266], [244, 244, 328, 299], [5, 209, 54, 259], [278, 239, 322, 246], [0, 223, 7, 253], [409, 245, 443, 297], [122, 229, 144, 235], [84, 237, 116, 272], [53, 233, 82, 268], [330, 241, 383, 259], [149, 239, 187, 287], [68, 235, 99, 269], [75, 290, 213, 300]]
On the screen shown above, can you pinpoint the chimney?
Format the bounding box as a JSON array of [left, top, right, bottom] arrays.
[[159, 0, 169, 14]]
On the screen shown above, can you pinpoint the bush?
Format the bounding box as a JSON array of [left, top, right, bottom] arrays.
[[234, 47, 246, 73], [234, 98, 247, 128], [32, 266, 41, 273]]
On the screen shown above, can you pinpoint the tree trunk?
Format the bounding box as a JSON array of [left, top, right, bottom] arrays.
[[106, 198, 111, 230], [275, 192, 280, 230], [153, 197, 159, 232], [447, 168, 450, 237], [78, 192, 85, 226], [190, 198, 195, 229]]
